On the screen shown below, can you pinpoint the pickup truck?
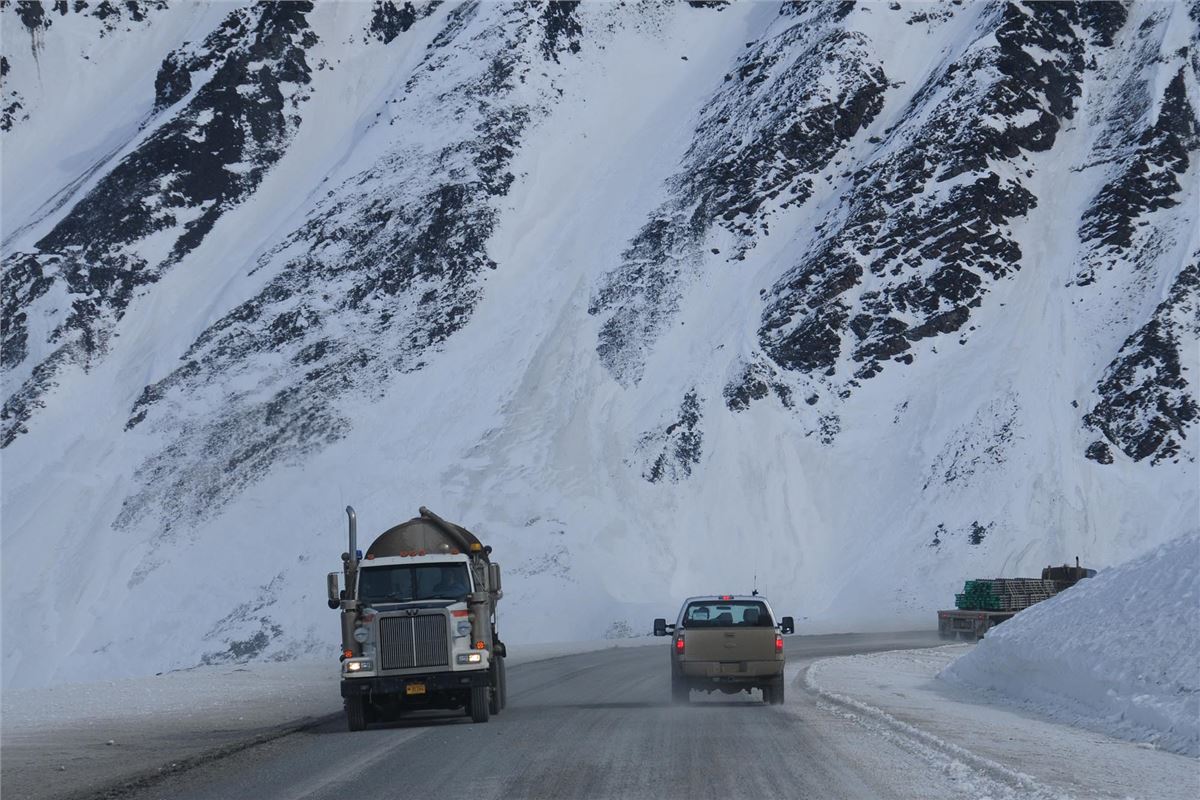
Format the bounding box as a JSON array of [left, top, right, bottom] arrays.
[[653, 595, 794, 705]]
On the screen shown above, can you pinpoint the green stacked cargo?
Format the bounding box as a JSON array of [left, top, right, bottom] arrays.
[[954, 578, 1059, 611], [939, 561, 1093, 640]]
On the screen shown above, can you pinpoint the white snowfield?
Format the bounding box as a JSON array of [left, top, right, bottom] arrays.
[[940, 530, 1200, 758], [807, 645, 1200, 800]]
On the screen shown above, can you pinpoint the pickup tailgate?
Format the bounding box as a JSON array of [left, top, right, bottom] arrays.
[[683, 627, 777, 662]]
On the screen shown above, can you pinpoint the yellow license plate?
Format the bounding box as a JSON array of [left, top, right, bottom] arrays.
[[405, 682, 426, 696]]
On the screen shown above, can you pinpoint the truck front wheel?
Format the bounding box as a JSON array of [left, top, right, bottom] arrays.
[[345, 695, 368, 731], [470, 684, 490, 723], [489, 670, 502, 716]]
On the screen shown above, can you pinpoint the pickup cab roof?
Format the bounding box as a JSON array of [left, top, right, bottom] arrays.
[[676, 596, 778, 626]]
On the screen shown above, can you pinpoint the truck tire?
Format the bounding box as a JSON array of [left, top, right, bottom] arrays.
[[470, 684, 490, 723], [671, 673, 689, 704], [489, 671, 502, 716], [498, 656, 508, 710], [345, 695, 368, 732]]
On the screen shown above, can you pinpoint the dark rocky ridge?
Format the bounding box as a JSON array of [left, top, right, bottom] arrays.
[[5, 0, 169, 37], [0, 53, 26, 132], [114, 4, 584, 541], [1077, 70, 1198, 284], [540, 1, 582, 62], [368, 0, 439, 44], [1069, 6, 1198, 464], [590, 4, 887, 386], [1, 2, 318, 447], [1085, 260, 1199, 465], [724, 360, 792, 412], [637, 391, 703, 483], [757, 2, 1094, 399]]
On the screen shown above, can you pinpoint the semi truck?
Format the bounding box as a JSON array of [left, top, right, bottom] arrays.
[[327, 506, 506, 730], [937, 558, 1095, 641]]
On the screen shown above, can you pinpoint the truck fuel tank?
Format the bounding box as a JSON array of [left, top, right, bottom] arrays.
[[366, 507, 489, 561]]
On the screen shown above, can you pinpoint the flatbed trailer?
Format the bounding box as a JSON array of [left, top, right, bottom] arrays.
[[937, 609, 1016, 640], [937, 560, 1095, 641]]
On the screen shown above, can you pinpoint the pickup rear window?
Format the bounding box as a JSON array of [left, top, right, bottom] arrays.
[[682, 600, 773, 628]]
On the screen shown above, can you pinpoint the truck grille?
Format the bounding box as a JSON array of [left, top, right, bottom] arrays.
[[378, 614, 449, 670]]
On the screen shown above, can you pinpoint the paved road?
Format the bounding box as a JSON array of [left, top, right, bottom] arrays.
[[120, 631, 966, 800]]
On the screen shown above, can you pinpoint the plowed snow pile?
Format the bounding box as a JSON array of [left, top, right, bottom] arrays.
[[939, 532, 1200, 756]]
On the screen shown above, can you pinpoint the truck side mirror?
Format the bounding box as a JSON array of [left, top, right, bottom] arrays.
[[489, 562, 502, 592], [327, 572, 341, 610], [653, 618, 668, 636], [780, 616, 795, 635]]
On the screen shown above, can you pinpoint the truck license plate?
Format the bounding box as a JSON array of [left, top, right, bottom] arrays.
[[405, 682, 426, 696]]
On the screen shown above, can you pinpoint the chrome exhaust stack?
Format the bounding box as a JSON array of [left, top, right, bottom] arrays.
[[340, 505, 361, 657]]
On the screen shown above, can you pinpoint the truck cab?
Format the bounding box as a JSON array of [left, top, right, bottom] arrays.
[[329, 507, 506, 730]]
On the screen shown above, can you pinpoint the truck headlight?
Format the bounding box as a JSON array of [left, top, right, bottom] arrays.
[[455, 621, 471, 637], [353, 626, 370, 643], [455, 653, 483, 665], [344, 659, 373, 673]]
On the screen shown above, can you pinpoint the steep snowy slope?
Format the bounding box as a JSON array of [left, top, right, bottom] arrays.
[[1, 1, 1196, 687]]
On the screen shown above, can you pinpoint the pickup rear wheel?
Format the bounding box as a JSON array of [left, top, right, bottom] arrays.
[[671, 673, 689, 704], [345, 695, 368, 731], [470, 684, 490, 723]]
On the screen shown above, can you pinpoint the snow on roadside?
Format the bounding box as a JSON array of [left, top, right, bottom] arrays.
[[939, 531, 1200, 757], [805, 646, 1198, 800]]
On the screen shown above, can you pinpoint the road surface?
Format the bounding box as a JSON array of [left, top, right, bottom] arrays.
[[115, 631, 969, 800]]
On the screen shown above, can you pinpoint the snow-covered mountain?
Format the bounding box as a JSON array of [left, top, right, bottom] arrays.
[[2, 0, 1196, 688]]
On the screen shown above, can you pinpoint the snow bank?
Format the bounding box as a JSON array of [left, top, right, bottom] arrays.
[[939, 531, 1200, 756], [807, 646, 1198, 800]]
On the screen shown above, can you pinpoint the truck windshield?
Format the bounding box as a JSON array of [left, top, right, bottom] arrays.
[[358, 564, 472, 604], [682, 600, 773, 628]]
